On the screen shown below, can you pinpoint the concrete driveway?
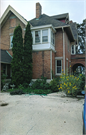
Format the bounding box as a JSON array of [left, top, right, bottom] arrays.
[[0, 92, 84, 135]]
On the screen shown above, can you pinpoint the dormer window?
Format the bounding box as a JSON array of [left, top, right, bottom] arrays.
[[35, 31, 40, 43]]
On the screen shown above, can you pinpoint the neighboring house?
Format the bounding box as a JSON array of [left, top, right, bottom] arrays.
[[1, 49, 12, 78], [0, 2, 85, 82]]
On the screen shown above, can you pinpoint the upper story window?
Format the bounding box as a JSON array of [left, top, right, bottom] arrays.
[[71, 45, 78, 54], [35, 31, 40, 43], [42, 29, 48, 42], [71, 45, 74, 54], [10, 35, 13, 48], [51, 31, 54, 45]]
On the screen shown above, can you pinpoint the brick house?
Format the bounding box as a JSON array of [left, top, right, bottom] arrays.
[[0, 3, 78, 82]]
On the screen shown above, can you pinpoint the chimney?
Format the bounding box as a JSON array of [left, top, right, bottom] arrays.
[[70, 20, 73, 23], [36, 3, 42, 18]]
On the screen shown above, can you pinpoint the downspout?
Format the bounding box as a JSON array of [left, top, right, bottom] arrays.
[[50, 50, 52, 80], [62, 27, 65, 74]]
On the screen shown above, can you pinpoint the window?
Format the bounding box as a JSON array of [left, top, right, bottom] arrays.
[[10, 35, 13, 48], [76, 46, 78, 54], [35, 31, 40, 43], [42, 29, 48, 42], [71, 45, 74, 54], [3, 64, 7, 75], [56, 60, 62, 74], [51, 31, 54, 44]]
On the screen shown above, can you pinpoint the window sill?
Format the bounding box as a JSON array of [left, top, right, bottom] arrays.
[[9, 48, 12, 50], [55, 73, 62, 76], [33, 42, 49, 45]]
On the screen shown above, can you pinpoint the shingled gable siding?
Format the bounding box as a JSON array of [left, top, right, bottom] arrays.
[[32, 51, 51, 79], [1, 13, 26, 56]]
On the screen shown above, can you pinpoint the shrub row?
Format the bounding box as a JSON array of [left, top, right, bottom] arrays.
[[8, 76, 60, 95]]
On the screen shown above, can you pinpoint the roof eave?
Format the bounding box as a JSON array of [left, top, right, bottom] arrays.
[[0, 5, 27, 26], [31, 24, 56, 32], [55, 25, 75, 42]]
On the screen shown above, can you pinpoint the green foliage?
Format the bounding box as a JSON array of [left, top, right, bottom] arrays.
[[50, 79, 59, 92], [77, 19, 85, 53], [8, 87, 51, 95], [18, 84, 24, 90], [23, 22, 32, 84], [59, 73, 85, 96], [1, 72, 7, 90], [11, 25, 23, 87], [31, 76, 50, 90], [78, 74, 85, 92]]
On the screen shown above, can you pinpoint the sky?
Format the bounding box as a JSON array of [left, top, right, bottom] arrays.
[[0, 0, 86, 24]]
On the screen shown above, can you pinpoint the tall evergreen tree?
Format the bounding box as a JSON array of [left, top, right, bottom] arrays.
[[11, 25, 23, 87], [23, 22, 32, 84], [77, 19, 86, 53]]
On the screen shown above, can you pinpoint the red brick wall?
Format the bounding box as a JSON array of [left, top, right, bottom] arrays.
[[52, 51, 55, 76], [55, 29, 63, 57], [65, 32, 71, 72], [0, 13, 25, 56], [32, 51, 51, 79]]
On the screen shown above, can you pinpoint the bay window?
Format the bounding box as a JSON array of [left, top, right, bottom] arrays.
[[35, 31, 40, 43], [42, 29, 48, 42], [51, 31, 54, 45]]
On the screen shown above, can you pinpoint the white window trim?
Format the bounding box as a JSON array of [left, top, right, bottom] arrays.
[[71, 45, 76, 55], [35, 30, 41, 44], [32, 28, 55, 46], [42, 29, 48, 43], [55, 58, 62, 75], [51, 30, 55, 46], [10, 35, 13, 49]]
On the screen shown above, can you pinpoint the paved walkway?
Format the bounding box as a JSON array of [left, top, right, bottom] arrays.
[[0, 92, 84, 135]]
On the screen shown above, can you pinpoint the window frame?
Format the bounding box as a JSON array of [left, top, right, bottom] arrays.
[[55, 59, 62, 75], [42, 29, 48, 43], [51, 31, 55, 45], [35, 30, 41, 43], [10, 35, 13, 48]]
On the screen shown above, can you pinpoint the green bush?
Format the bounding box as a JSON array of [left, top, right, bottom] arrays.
[[1, 72, 7, 90], [50, 79, 59, 92], [31, 76, 50, 90], [59, 73, 85, 97], [78, 74, 85, 91], [8, 87, 52, 95]]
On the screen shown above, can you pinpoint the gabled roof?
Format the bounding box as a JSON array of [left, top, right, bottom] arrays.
[[50, 13, 69, 20], [70, 22, 78, 41], [0, 5, 27, 27], [29, 14, 67, 27], [0, 49, 12, 64]]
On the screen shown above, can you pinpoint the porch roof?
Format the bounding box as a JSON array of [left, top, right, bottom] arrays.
[[0, 49, 12, 64]]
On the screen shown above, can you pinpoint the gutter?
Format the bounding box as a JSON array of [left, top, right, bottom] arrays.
[[31, 24, 56, 33], [62, 27, 65, 73]]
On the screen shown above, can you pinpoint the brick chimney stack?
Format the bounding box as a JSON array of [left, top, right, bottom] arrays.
[[36, 3, 42, 18]]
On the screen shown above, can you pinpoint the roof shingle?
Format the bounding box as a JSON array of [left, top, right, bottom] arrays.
[[1, 49, 12, 64]]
